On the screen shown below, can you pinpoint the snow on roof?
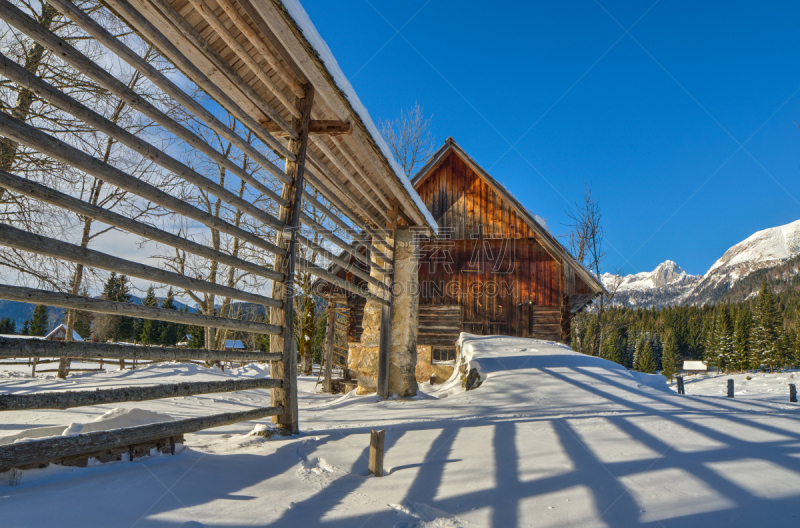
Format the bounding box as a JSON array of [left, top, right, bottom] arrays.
[[44, 324, 84, 342], [280, 0, 437, 233], [683, 360, 708, 371]]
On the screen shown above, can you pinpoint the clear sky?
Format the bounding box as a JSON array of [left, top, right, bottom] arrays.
[[300, 0, 800, 277]]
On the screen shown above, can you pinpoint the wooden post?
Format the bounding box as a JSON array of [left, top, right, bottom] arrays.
[[368, 429, 385, 477], [270, 83, 314, 435], [676, 376, 684, 395], [727, 379, 734, 398], [790, 383, 797, 403], [322, 307, 334, 393], [377, 208, 398, 399]]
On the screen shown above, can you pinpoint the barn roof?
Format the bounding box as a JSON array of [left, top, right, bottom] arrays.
[[411, 138, 607, 297]]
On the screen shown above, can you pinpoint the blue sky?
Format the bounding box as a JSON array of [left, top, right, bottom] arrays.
[[300, 0, 800, 276]]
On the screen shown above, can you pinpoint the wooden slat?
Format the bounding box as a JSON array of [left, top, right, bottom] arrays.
[[0, 285, 281, 335], [0, 223, 281, 308], [0, 114, 286, 257], [0, 338, 280, 362], [0, 169, 284, 282], [0, 378, 281, 411]]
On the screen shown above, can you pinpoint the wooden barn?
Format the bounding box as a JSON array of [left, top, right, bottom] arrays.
[[317, 138, 606, 383], [411, 138, 605, 374]]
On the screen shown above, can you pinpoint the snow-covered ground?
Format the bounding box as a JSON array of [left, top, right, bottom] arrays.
[[2, 335, 800, 527]]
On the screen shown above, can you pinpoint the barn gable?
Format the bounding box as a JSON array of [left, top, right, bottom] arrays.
[[410, 138, 605, 351]]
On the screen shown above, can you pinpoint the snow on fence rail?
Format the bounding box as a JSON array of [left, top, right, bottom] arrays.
[[0, 406, 283, 471], [0, 377, 281, 411]]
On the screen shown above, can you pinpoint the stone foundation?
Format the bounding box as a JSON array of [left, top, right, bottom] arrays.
[[348, 228, 420, 397], [415, 345, 455, 384]]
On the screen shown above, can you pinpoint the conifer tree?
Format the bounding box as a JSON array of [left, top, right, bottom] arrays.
[[733, 307, 752, 371], [601, 332, 625, 366], [138, 286, 160, 345], [637, 340, 657, 374], [20, 320, 29, 336], [662, 332, 681, 384], [714, 307, 734, 373], [28, 304, 48, 336], [158, 288, 181, 346], [752, 278, 782, 372]]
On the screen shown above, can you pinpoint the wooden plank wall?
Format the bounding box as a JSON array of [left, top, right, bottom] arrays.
[[415, 150, 587, 341]]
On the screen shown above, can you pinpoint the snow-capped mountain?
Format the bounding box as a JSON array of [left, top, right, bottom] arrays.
[[602, 261, 701, 308], [604, 219, 800, 308]]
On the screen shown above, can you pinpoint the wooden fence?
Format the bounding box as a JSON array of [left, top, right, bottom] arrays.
[[0, 0, 427, 471]]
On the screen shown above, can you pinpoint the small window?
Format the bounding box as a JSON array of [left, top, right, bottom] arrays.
[[432, 348, 456, 363]]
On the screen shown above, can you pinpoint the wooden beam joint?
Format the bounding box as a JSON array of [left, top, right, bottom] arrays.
[[262, 119, 350, 137]]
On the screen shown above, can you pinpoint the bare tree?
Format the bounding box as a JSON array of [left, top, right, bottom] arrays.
[[567, 183, 607, 355], [380, 102, 436, 177]]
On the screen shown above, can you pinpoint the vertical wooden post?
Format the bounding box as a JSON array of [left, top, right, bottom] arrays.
[[368, 429, 385, 477], [727, 379, 734, 398], [377, 207, 398, 399], [676, 376, 684, 395], [323, 306, 334, 393], [270, 83, 314, 435], [790, 383, 797, 403]]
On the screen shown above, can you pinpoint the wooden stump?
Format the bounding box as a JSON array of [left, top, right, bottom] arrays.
[[790, 383, 797, 403], [676, 376, 684, 395], [368, 429, 385, 477], [727, 379, 734, 398]]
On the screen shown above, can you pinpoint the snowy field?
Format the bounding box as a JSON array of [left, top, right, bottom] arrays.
[[2, 336, 800, 527]]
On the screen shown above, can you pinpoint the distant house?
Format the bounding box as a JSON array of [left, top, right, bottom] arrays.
[[175, 334, 193, 348], [224, 340, 245, 350], [44, 324, 84, 342], [683, 360, 708, 375]]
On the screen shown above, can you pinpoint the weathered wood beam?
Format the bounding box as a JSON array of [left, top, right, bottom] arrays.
[[329, 135, 393, 210], [0, 223, 281, 308], [5, 0, 293, 192], [0, 378, 281, 411], [311, 137, 389, 221], [323, 308, 334, 393], [0, 406, 283, 470], [0, 114, 285, 257], [376, 219, 398, 399], [0, 285, 281, 335], [262, 120, 351, 136], [305, 152, 389, 232], [295, 231, 388, 293], [0, 169, 283, 283], [98, 0, 295, 171], [0, 337, 281, 362], [271, 83, 315, 435], [144, 0, 296, 137], [297, 255, 389, 306], [213, 0, 304, 98], [184, 0, 300, 119], [0, 51, 288, 210]]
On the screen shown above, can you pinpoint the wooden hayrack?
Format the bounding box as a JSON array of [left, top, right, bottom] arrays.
[[0, 0, 435, 469]]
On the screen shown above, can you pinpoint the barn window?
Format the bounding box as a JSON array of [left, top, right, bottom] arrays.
[[432, 348, 456, 363]]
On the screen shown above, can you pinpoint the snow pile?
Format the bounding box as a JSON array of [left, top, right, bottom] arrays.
[[2, 408, 173, 444]]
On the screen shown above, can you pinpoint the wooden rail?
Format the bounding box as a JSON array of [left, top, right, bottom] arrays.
[[0, 378, 281, 411], [0, 285, 281, 335], [0, 337, 281, 362], [0, 406, 283, 471]]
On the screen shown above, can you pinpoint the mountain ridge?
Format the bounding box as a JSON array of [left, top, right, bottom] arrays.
[[604, 218, 800, 308]]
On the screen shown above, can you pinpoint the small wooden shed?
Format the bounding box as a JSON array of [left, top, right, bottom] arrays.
[[411, 138, 606, 350]]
